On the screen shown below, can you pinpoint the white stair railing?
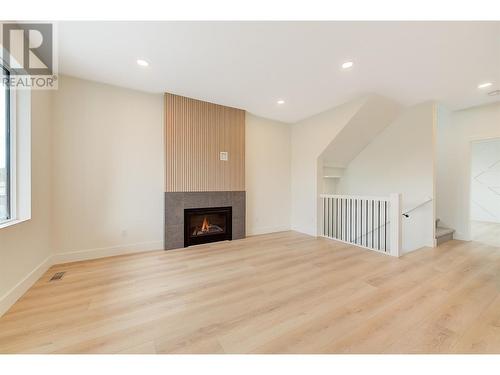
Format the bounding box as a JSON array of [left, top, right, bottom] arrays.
[[320, 193, 401, 257]]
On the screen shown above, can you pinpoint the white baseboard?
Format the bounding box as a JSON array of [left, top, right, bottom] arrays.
[[0, 240, 164, 317], [290, 226, 317, 237], [453, 232, 470, 241], [0, 255, 52, 317], [52, 240, 164, 264], [246, 225, 291, 236]]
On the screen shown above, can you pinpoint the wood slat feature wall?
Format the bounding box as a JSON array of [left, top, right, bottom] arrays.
[[165, 93, 245, 192]]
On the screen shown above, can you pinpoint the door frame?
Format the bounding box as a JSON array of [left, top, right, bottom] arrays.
[[467, 136, 500, 241]]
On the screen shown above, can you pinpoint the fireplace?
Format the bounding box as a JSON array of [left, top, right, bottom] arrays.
[[165, 192, 245, 250], [184, 206, 232, 247]]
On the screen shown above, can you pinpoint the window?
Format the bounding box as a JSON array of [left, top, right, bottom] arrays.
[[0, 66, 11, 222]]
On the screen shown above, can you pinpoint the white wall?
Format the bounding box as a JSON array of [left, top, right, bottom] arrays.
[[470, 139, 500, 223], [336, 102, 436, 252], [319, 95, 402, 167], [245, 113, 291, 235], [0, 90, 53, 315], [436, 102, 500, 239], [51, 76, 164, 260], [290, 98, 366, 235], [435, 104, 454, 233]]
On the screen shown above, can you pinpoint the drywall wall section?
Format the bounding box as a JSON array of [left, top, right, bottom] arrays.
[[319, 95, 402, 167], [51, 76, 164, 259], [336, 102, 436, 253], [290, 97, 367, 236], [0, 90, 53, 316], [436, 101, 500, 239], [245, 113, 291, 235]]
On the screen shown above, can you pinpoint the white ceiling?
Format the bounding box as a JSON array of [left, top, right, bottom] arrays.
[[58, 21, 500, 123]]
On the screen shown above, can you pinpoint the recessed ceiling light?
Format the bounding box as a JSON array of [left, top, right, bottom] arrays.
[[478, 82, 492, 89], [341, 61, 354, 70], [277, 99, 285, 105], [136, 59, 149, 67]]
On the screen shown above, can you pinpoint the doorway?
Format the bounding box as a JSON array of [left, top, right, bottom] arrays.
[[470, 138, 500, 246]]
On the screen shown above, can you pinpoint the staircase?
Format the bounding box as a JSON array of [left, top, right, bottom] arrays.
[[436, 219, 455, 245]]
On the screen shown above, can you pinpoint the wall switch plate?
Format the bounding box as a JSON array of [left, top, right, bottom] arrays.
[[220, 151, 228, 161]]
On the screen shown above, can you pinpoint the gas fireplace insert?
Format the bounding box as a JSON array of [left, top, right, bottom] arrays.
[[184, 206, 232, 247]]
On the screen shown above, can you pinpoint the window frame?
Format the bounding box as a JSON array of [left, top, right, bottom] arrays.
[[1, 65, 12, 223], [0, 61, 30, 231]]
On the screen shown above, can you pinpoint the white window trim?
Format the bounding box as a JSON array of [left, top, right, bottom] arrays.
[[0, 86, 31, 230], [0, 84, 14, 227]]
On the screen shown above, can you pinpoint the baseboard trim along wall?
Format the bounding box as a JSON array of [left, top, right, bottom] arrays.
[[0, 255, 53, 317], [0, 240, 164, 317], [247, 226, 291, 236], [52, 241, 164, 264]]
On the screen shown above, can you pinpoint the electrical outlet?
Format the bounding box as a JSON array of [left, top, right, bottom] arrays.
[[220, 151, 228, 161]]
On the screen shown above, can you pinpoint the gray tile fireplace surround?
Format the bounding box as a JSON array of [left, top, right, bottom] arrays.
[[164, 191, 245, 250]]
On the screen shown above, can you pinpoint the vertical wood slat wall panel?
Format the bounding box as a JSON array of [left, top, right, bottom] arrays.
[[165, 93, 245, 192]]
